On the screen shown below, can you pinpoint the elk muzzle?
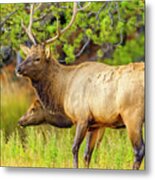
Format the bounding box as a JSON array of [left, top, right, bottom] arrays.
[[18, 116, 27, 127], [16, 63, 28, 76], [16, 66, 22, 75]]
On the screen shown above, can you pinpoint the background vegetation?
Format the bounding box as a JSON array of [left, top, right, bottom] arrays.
[[0, 0, 145, 169], [1, 0, 144, 65]]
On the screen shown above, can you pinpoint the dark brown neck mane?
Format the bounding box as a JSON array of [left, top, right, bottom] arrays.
[[45, 111, 73, 128], [32, 59, 67, 113]]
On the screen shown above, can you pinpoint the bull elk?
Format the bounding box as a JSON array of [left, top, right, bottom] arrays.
[[16, 2, 145, 169]]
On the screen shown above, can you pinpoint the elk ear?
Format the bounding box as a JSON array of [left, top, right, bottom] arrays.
[[20, 45, 30, 55], [34, 99, 41, 108], [45, 46, 51, 60]]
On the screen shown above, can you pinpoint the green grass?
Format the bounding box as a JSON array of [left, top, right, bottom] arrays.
[[0, 81, 144, 169], [1, 81, 31, 136], [1, 127, 144, 169]]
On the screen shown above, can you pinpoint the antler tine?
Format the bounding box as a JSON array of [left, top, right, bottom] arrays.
[[61, 2, 78, 34], [77, 2, 91, 11], [44, 2, 91, 45], [45, 2, 78, 45], [34, 3, 42, 13], [21, 4, 37, 45]]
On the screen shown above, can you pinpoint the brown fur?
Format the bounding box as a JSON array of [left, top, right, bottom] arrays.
[[18, 99, 73, 128], [17, 45, 145, 169]]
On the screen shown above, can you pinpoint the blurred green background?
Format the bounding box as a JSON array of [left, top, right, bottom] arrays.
[[1, 1, 144, 65]]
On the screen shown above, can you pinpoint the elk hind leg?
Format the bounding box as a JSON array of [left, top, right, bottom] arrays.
[[126, 120, 145, 170]]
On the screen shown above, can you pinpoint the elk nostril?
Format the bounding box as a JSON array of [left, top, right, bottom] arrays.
[[18, 121, 23, 126], [16, 66, 22, 74]]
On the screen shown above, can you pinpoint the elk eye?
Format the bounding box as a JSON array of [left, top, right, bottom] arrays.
[[35, 58, 40, 62], [31, 108, 35, 113]]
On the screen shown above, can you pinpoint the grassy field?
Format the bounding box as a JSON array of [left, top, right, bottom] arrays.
[[0, 77, 145, 170]]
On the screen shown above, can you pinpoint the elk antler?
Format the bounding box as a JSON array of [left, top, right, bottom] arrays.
[[44, 2, 90, 45], [21, 2, 90, 46], [44, 2, 77, 44], [21, 4, 37, 45]]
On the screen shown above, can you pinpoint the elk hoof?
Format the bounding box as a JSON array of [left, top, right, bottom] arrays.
[[133, 162, 141, 170]]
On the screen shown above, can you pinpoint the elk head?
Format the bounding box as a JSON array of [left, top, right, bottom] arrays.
[[18, 99, 45, 127], [16, 44, 51, 81], [16, 2, 90, 80]]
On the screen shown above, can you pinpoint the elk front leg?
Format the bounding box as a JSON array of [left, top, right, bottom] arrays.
[[72, 122, 87, 168], [96, 127, 105, 150], [84, 129, 99, 168], [84, 128, 105, 168]]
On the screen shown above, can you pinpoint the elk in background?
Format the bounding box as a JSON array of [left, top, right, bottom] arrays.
[[18, 99, 73, 128], [16, 3, 145, 169]]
